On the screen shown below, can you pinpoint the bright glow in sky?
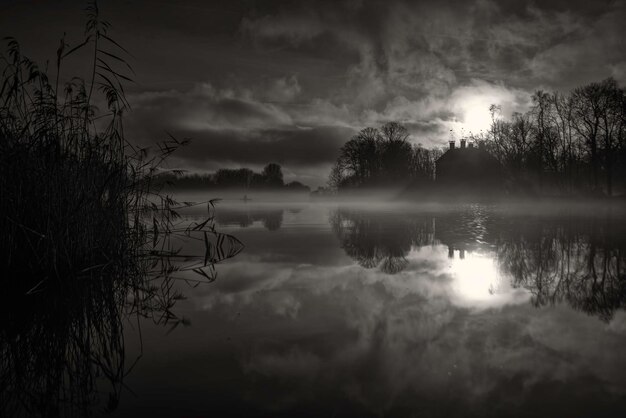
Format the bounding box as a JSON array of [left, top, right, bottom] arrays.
[[449, 81, 532, 138], [461, 101, 494, 135]]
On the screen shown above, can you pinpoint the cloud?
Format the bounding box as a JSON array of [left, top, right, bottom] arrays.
[[125, 82, 356, 185], [129, 82, 293, 131], [127, 76, 530, 170], [359, 79, 532, 145], [527, 1, 626, 87], [231, 0, 623, 160], [151, 125, 353, 171], [265, 75, 302, 102], [241, 0, 624, 102], [74, 0, 623, 184]]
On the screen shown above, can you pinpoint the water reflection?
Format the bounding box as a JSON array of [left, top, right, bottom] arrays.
[[496, 217, 626, 321], [0, 204, 243, 417], [1, 277, 128, 417], [9, 201, 624, 417], [331, 206, 626, 321], [216, 206, 283, 231], [104, 201, 626, 417], [330, 209, 434, 274]]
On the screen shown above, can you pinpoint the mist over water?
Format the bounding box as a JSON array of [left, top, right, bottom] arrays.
[[114, 196, 626, 417]]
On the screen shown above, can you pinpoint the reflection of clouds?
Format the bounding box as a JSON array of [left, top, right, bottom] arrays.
[[159, 202, 626, 415], [525, 307, 626, 386], [608, 311, 626, 335], [189, 239, 623, 414], [236, 296, 626, 414], [178, 243, 626, 413], [195, 244, 531, 322], [243, 347, 321, 380]]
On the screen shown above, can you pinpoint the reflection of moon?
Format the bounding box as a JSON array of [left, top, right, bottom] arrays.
[[449, 252, 500, 301]]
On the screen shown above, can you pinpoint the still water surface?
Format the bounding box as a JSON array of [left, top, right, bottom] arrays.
[[116, 198, 626, 417]]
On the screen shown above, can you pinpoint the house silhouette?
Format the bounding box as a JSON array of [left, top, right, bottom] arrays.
[[435, 139, 504, 191]]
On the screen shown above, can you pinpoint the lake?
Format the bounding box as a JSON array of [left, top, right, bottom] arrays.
[[103, 197, 626, 417]]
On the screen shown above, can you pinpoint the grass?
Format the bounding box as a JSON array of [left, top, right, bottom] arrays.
[[0, 2, 242, 416], [0, 2, 141, 292]]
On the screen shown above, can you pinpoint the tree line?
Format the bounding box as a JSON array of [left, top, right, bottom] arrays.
[[158, 163, 310, 192], [328, 122, 442, 190], [471, 77, 625, 196], [329, 77, 626, 197]]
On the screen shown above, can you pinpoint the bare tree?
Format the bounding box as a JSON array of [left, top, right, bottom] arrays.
[[571, 82, 603, 191]]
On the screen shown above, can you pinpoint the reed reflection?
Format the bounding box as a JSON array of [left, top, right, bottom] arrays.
[[1, 276, 131, 417], [0, 213, 243, 417]]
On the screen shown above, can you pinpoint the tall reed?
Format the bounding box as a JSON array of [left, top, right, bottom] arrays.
[[0, 2, 242, 416]]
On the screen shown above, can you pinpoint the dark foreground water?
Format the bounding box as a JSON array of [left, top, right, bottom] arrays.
[[5, 198, 625, 417], [106, 198, 626, 417]]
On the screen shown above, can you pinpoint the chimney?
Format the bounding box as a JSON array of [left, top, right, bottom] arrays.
[[460, 139, 466, 149], [449, 140, 455, 150]]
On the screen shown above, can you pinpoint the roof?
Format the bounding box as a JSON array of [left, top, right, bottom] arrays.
[[435, 147, 503, 185]]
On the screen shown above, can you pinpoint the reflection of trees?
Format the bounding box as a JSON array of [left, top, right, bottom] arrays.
[[216, 208, 283, 231], [262, 211, 283, 231], [331, 206, 497, 274], [496, 217, 626, 321], [332, 207, 626, 320], [330, 209, 434, 274]]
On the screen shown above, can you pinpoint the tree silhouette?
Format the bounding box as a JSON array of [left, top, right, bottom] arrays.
[[328, 78, 625, 196], [262, 163, 284, 188], [480, 77, 626, 196], [329, 122, 438, 190], [156, 163, 305, 192]]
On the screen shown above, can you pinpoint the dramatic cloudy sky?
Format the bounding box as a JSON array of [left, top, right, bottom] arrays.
[[1, 0, 624, 186]]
